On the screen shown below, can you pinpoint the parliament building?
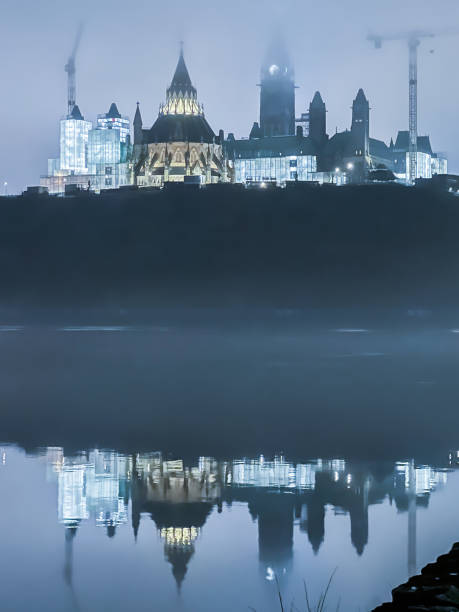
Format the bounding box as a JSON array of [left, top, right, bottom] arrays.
[[225, 39, 447, 186], [132, 50, 231, 187], [39, 40, 448, 194]]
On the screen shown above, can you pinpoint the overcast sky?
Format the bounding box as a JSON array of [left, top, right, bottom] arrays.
[[1, 0, 459, 193]]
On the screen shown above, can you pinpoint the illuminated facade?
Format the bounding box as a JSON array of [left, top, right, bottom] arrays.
[[390, 132, 448, 180], [42, 102, 131, 194], [96, 103, 130, 143], [133, 49, 230, 187], [234, 42, 449, 186], [320, 94, 448, 183], [59, 105, 92, 174], [41, 104, 93, 194], [234, 151, 316, 184], [227, 132, 317, 186], [58, 461, 89, 527], [87, 103, 131, 192], [36, 445, 453, 591]]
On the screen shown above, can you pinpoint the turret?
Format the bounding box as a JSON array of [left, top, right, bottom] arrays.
[[249, 122, 263, 139], [350, 88, 370, 182], [351, 88, 370, 158], [309, 91, 327, 146]]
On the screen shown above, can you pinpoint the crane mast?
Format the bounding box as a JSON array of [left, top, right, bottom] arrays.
[[65, 24, 83, 117], [65, 57, 76, 117], [408, 37, 419, 184], [368, 30, 435, 184]]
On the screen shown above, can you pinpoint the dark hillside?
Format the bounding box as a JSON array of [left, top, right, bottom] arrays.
[[1, 184, 457, 308]]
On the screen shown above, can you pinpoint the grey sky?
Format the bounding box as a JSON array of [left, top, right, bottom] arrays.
[[1, 0, 458, 193]]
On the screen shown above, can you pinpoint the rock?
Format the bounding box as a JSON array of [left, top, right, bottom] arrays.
[[373, 544, 459, 610]]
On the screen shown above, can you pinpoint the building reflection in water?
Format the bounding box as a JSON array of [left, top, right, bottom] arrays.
[[36, 448, 450, 590]]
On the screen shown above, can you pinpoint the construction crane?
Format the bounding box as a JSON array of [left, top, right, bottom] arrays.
[[368, 30, 434, 184], [65, 23, 84, 117]]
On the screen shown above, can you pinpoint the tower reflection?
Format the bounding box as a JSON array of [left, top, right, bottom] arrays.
[[38, 448, 449, 589]]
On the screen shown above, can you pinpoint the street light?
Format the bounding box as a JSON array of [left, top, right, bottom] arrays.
[[347, 163, 354, 170]]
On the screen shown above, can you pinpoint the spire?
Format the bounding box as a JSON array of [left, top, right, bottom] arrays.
[[107, 102, 121, 119], [133, 102, 142, 126], [133, 102, 143, 145], [132, 494, 140, 541], [165, 542, 194, 593], [170, 46, 193, 93], [160, 48, 203, 117], [310, 91, 325, 108]]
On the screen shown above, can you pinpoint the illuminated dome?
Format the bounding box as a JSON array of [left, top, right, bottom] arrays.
[[147, 48, 216, 144], [133, 46, 231, 186], [159, 49, 203, 117]]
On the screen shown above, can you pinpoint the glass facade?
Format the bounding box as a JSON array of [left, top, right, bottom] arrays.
[[87, 128, 130, 191], [88, 128, 121, 167], [395, 152, 448, 181], [59, 118, 92, 174], [235, 155, 317, 185], [432, 155, 448, 176], [47, 158, 60, 176], [413, 152, 432, 180], [40, 174, 94, 195], [97, 114, 130, 144]]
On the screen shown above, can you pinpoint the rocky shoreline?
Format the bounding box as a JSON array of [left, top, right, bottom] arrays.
[[374, 543, 459, 610]]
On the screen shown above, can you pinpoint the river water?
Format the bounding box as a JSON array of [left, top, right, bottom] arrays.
[[1, 316, 459, 611]]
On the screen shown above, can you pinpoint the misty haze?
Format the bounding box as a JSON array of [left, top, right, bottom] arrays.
[[1, 1, 459, 611]]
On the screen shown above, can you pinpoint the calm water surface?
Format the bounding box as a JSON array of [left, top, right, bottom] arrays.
[[1, 319, 459, 611]]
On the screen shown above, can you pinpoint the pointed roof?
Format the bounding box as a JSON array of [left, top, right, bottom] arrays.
[[354, 88, 368, 104], [133, 102, 142, 125], [370, 137, 391, 159], [393, 131, 433, 154], [418, 135, 433, 155], [159, 47, 205, 119], [310, 91, 325, 108], [107, 102, 121, 119], [170, 48, 194, 94], [69, 104, 83, 120]]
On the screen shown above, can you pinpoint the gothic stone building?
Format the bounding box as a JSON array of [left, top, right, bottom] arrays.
[[133, 50, 230, 187]]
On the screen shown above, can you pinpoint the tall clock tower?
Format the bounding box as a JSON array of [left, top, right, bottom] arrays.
[[259, 40, 295, 137]]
